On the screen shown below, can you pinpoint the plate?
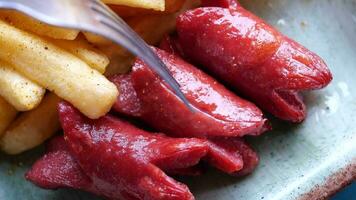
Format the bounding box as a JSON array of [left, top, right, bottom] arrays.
[[0, 0, 355, 199]]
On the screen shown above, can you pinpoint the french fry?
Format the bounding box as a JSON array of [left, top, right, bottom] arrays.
[[164, 0, 186, 12], [0, 10, 79, 40], [99, 12, 177, 76], [127, 0, 201, 45], [109, 5, 156, 18], [111, 14, 178, 52], [82, 32, 112, 46], [50, 36, 110, 74], [126, 14, 176, 45], [176, 0, 201, 14], [84, 1, 184, 45], [0, 93, 60, 155], [93, 39, 133, 76], [0, 97, 17, 136], [84, 14, 177, 75], [104, 52, 134, 76], [0, 61, 46, 111], [98, 13, 180, 75], [0, 20, 118, 119], [102, 0, 165, 11], [109, 0, 186, 18], [99, 0, 200, 76]]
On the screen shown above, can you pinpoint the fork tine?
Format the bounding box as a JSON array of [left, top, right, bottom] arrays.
[[91, 0, 119, 21], [90, 1, 194, 111]]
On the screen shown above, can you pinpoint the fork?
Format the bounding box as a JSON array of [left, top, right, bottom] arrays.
[[0, 0, 192, 110]]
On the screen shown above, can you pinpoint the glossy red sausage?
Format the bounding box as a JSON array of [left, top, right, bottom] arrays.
[[208, 138, 259, 176], [111, 74, 143, 117], [176, 4, 332, 122], [158, 38, 260, 175], [26, 137, 207, 200], [26, 137, 93, 191], [110, 48, 262, 175], [27, 102, 211, 200], [130, 48, 268, 138], [112, 74, 259, 175]]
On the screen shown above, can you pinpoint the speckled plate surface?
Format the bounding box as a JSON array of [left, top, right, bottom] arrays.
[[0, 0, 355, 199]]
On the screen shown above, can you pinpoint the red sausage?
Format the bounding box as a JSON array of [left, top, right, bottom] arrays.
[[111, 74, 143, 117], [208, 137, 259, 176], [158, 38, 260, 175], [159, 35, 185, 57], [110, 48, 262, 175], [26, 136, 207, 200], [25, 137, 94, 191], [29, 102, 210, 200], [176, 6, 332, 122], [130, 48, 268, 138]]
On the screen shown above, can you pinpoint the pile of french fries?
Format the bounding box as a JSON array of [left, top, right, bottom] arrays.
[[0, 0, 199, 155]]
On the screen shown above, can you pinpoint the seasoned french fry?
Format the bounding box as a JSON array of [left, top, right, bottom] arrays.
[[109, 0, 186, 18], [0, 93, 60, 155], [0, 61, 46, 111], [0, 20, 118, 119], [102, 0, 165, 11], [50, 36, 110, 74], [0, 10, 79, 40], [0, 97, 17, 136]]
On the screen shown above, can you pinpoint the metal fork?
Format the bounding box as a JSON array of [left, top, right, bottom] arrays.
[[0, 0, 192, 109]]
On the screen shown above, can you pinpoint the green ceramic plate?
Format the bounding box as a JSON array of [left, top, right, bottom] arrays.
[[0, 0, 355, 199]]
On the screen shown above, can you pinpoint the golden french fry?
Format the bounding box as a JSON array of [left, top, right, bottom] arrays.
[[100, 13, 180, 75], [128, 0, 201, 44], [0, 10, 79, 40], [0, 61, 46, 111], [109, 5, 155, 18], [82, 32, 112, 46], [50, 36, 110, 74], [119, 0, 198, 44], [127, 14, 176, 45], [0, 97, 17, 136], [102, 0, 165, 11], [164, 0, 186, 12], [92, 0, 195, 76], [0, 93, 60, 155], [85, 13, 175, 75], [124, 0, 199, 45], [104, 53, 134, 76], [0, 20, 118, 119], [114, 14, 177, 52], [109, 0, 186, 18], [177, 0, 201, 14], [93, 41, 133, 76]]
